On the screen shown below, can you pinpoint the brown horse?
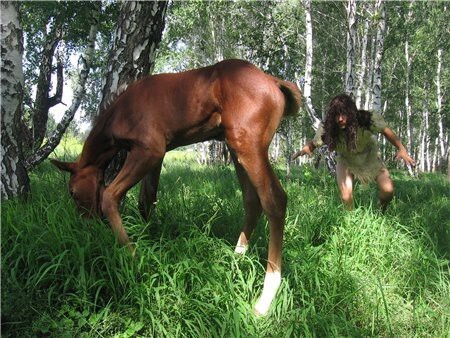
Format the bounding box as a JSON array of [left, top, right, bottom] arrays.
[[52, 59, 301, 316]]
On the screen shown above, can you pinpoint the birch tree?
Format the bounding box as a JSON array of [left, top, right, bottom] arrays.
[[98, 1, 167, 111], [1, 1, 29, 200], [301, 0, 320, 129], [345, 0, 357, 96], [371, 0, 386, 113], [355, 4, 369, 107], [298, 0, 337, 172], [101, 1, 167, 183], [436, 48, 447, 168]]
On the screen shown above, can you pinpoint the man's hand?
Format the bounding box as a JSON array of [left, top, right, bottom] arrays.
[[292, 143, 314, 161], [395, 149, 416, 167]]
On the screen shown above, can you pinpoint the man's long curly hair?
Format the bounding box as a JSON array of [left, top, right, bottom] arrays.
[[322, 93, 372, 152]]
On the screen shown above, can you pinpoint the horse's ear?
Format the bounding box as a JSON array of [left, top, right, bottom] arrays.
[[50, 159, 76, 173]]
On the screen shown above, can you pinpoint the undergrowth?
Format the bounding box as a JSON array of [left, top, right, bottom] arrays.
[[2, 157, 449, 337]]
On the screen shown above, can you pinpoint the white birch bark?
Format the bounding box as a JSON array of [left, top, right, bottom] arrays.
[[99, 1, 167, 182], [432, 138, 438, 172], [273, 134, 280, 160], [405, 42, 413, 158], [419, 94, 432, 173], [404, 2, 416, 165], [286, 129, 292, 177], [356, 14, 369, 107], [371, 0, 386, 113], [301, 0, 320, 129], [425, 106, 431, 171], [99, 1, 168, 112], [345, 0, 357, 96], [1, 1, 29, 200], [364, 33, 375, 110], [419, 123, 425, 172], [447, 150, 450, 182], [436, 49, 446, 162], [24, 8, 99, 169]]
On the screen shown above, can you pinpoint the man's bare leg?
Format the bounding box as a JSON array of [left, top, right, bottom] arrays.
[[336, 162, 354, 210], [376, 168, 394, 212]]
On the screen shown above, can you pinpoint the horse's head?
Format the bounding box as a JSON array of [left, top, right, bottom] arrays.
[[51, 159, 105, 218]]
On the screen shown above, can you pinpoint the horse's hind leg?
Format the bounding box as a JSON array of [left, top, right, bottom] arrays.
[[138, 159, 163, 221], [229, 148, 262, 254], [227, 135, 287, 316]]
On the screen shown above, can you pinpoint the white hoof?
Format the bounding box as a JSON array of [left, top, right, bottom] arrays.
[[234, 244, 248, 255], [254, 298, 270, 316], [253, 271, 281, 316]]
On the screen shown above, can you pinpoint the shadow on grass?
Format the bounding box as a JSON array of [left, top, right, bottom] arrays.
[[390, 171, 450, 259], [3, 161, 449, 336]]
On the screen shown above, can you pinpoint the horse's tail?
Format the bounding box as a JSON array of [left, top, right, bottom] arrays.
[[274, 78, 302, 117]]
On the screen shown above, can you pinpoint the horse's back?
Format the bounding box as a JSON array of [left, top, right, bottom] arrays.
[[106, 59, 300, 149]]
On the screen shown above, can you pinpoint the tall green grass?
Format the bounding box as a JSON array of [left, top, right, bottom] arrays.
[[2, 157, 449, 337]]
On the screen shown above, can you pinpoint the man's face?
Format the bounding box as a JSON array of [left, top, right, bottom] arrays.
[[336, 113, 348, 129]]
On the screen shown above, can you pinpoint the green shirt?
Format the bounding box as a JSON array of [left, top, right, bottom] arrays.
[[312, 112, 388, 183]]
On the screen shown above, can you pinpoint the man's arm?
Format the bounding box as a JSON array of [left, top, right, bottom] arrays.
[[292, 141, 316, 160], [382, 127, 416, 166]]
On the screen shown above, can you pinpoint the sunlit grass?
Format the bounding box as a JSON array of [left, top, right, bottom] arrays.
[[52, 134, 84, 160], [2, 154, 449, 337]]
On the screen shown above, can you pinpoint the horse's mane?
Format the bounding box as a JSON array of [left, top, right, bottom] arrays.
[[83, 83, 131, 154]]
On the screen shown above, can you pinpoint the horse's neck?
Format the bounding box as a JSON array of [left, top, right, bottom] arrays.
[[79, 127, 116, 170]]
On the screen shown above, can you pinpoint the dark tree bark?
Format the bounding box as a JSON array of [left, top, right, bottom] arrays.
[[31, 25, 64, 151], [24, 5, 100, 170]]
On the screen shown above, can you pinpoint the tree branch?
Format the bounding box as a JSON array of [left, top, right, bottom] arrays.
[[48, 52, 64, 107], [25, 7, 99, 170], [32, 24, 63, 149]]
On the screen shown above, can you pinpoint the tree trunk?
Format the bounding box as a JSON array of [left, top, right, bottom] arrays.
[[345, 0, 357, 96], [1, 1, 30, 200], [196, 143, 208, 165], [425, 104, 431, 172], [356, 10, 369, 107], [403, 3, 416, 177], [419, 121, 425, 172], [364, 33, 375, 110], [371, 0, 385, 113], [24, 6, 100, 169], [205, 5, 229, 165], [404, 39, 415, 178], [285, 120, 293, 178], [31, 24, 64, 151], [447, 149, 450, 182], [301, 0, 335, 172], [301, 0, 321, 128], [101, 1, 168, 185], [99, 1, 167, 111], [436, 49, 447, 166], [431, 138, 438, 172]]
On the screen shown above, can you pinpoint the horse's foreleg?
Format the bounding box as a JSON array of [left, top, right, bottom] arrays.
[[138, 159, 163, 221], [229, 149, 262, 254], [102, 148, 163, 255]]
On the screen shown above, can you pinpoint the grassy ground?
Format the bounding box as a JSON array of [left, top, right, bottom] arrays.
[[2, 154, 449, 337]]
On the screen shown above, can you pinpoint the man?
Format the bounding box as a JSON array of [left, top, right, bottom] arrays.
[[293, 94, 415, 210]]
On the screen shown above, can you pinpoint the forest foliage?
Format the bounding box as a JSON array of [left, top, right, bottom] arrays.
[[14, 0, 450, 173]]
